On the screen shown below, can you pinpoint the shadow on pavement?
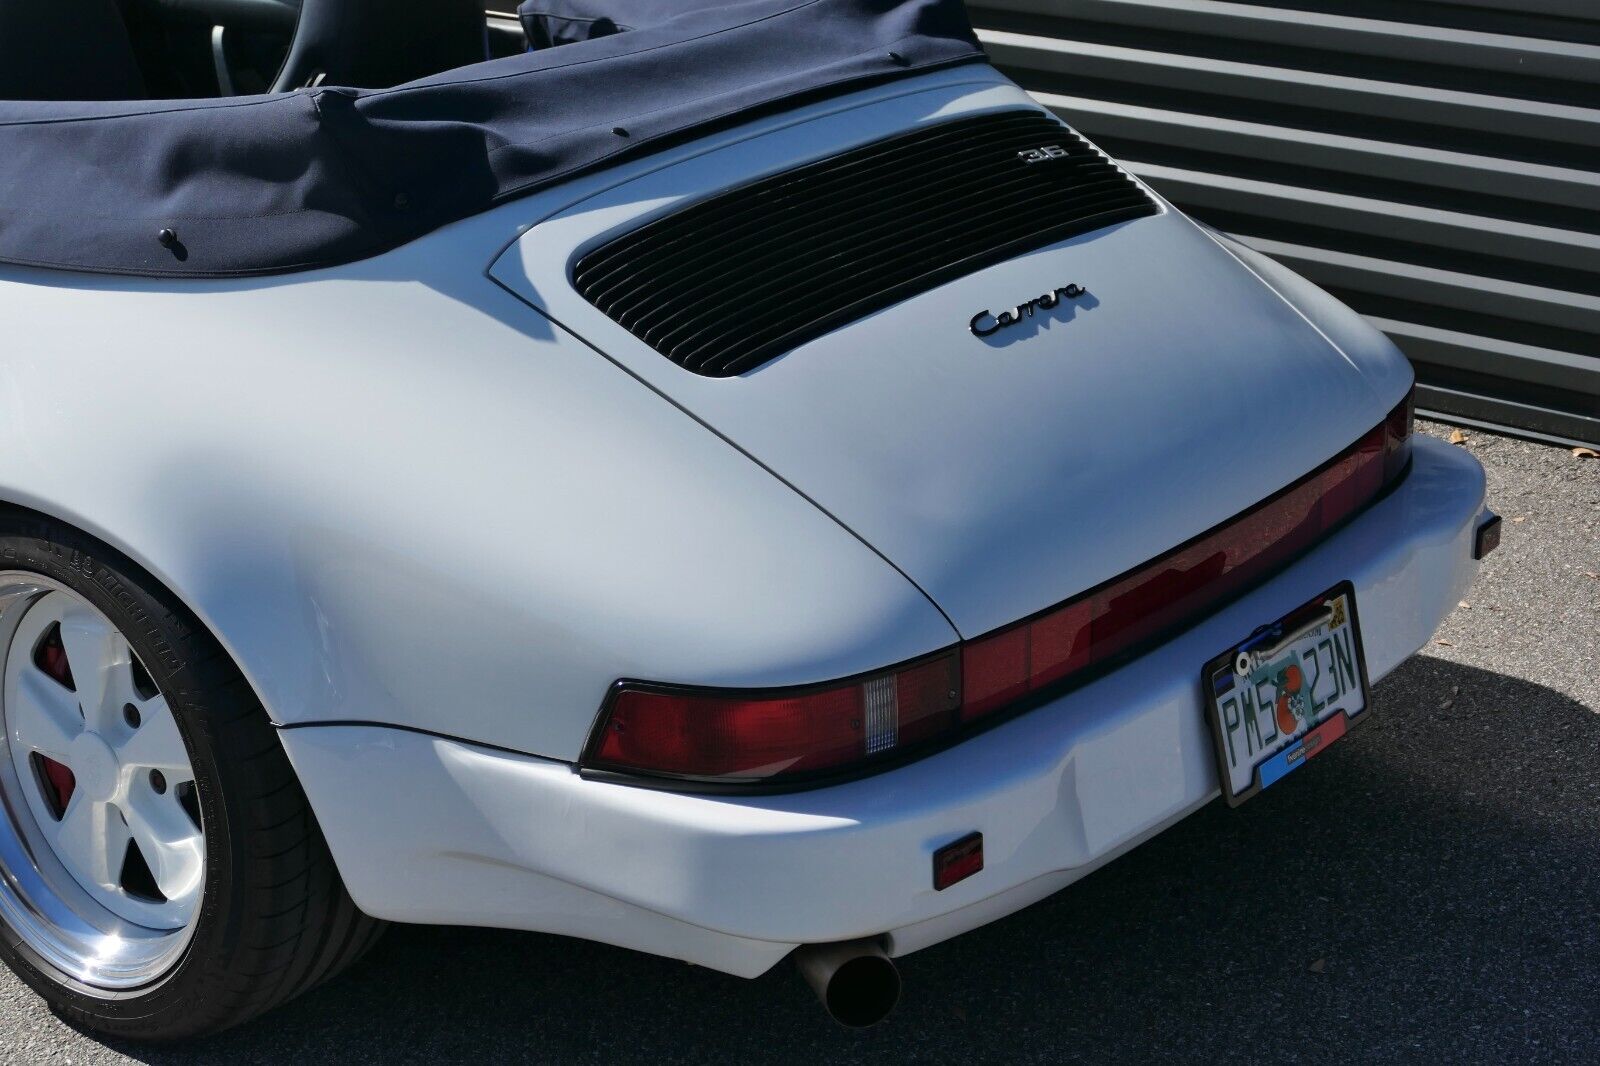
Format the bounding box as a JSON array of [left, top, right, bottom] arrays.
[[115, 656, 1600, 1064]]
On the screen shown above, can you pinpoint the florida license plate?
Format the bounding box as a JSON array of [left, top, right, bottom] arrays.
[[1203, 583, 1371, 806]]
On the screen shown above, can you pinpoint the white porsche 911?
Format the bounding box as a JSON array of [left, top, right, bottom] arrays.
[[0, 0, 1497, 1039]]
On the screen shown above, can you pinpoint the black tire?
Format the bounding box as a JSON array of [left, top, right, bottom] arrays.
[[0, 510, 385, 1040]]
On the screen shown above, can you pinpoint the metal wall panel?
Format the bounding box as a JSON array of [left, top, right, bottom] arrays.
[[970, 0, 1600, 446]]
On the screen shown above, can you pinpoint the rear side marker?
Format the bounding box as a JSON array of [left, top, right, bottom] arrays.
[[933, 832, 983, 891], [1474, 514, 1502, 560]]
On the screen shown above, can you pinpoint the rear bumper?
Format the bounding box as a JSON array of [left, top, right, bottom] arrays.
[[282, 435, 1487, 978]]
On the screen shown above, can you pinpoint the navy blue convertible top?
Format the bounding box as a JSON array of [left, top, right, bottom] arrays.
[[0, 0, 982, 278]]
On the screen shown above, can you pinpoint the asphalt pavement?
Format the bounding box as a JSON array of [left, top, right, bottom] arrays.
[[2, 421, 1595, 1064]]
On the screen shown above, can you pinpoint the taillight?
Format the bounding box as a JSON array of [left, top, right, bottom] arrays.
[[587, 654, 960, 781], [1383, 385, 1415, 484], [586, 389, 1414, 787]]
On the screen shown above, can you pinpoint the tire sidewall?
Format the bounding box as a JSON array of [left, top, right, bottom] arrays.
[[0, 520, 242, 1029]]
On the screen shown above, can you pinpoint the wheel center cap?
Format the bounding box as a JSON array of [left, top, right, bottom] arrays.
[[66, 732, 119, 803]]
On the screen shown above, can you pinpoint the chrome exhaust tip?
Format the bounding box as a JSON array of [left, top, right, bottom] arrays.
[[793, 938, 901, 1028]]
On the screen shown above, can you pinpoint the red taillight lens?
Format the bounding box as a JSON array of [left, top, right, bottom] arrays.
[[588, 390, 1414, 785], [1383, 385, 1415, 484], [962, 600, 1091, 719], [588, 654, 960, 781]]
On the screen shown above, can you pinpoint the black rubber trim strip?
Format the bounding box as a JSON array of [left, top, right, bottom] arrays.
[[275, 718, 561, 763]]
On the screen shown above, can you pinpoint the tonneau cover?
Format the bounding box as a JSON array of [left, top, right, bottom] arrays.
[[0, 0, 981, 278]]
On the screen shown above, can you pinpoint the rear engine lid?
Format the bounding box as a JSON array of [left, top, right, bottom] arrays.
[[568, 109, 1157, 379], [491, 79, 1393, 638]]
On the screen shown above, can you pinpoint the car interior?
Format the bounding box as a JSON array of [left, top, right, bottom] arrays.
[[0, 1, 530, 102]]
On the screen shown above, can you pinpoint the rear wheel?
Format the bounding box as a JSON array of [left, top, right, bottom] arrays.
[[0, 513, 383, 1039]]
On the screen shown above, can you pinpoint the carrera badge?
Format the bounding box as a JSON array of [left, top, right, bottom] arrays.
[[969, 284, 1088, 338]]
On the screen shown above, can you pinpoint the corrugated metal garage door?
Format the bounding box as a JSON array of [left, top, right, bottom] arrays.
[[969, 0, 1600, 447]]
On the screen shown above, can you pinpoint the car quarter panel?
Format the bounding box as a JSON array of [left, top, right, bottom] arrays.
[[0, 216, 957, 761]]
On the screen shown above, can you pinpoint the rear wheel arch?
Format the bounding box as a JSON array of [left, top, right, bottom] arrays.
[[0, 502, 385, 1039], [0, 495, 291, 727]]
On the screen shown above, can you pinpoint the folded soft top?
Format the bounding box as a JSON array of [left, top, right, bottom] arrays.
[[0, 0, 982, 278], [517, 0, 720, 48]]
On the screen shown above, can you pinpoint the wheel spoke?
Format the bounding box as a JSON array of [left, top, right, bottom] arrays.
[[52, 797, 128, 891], [11, 667, 82, 757], [123, 790, 204, 905], [56, 605, 125, 729], [115, 696, 190, 774]]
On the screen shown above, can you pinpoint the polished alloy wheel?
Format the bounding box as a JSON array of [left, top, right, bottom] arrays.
[[0, 521, 380, 1040], [0, 575, 202, 989]]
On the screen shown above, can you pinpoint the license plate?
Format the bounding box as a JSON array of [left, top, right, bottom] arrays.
[[1203, 583, 1371, 806]]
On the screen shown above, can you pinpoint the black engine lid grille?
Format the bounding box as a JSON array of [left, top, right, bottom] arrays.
[[572, 110, 1160, 378]]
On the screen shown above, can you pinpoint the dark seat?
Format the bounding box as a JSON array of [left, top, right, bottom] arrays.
[[271, 0, 486, 91], [0, 0, 145, 101]]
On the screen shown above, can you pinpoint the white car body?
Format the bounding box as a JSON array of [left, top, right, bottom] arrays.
[[0, 67, 1488, 979]]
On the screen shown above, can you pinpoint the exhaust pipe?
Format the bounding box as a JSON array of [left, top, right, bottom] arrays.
[[793, 938, 901, 1028]]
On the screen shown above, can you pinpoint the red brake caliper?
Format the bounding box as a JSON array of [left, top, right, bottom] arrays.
[[34, 623, 74, 690], [32, 624, 77, 817], [36, 756, 76, 819]]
